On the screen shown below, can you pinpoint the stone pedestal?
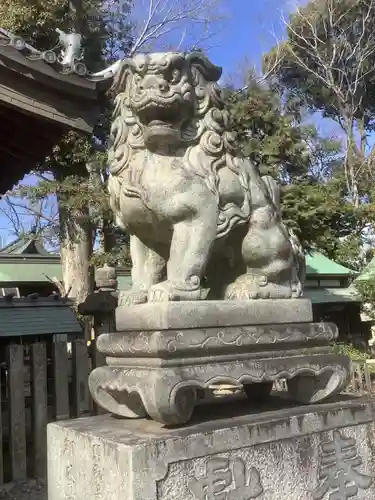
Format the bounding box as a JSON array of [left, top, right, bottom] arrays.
[[88, 299, 350, 425], [48, 397, 375, 500]]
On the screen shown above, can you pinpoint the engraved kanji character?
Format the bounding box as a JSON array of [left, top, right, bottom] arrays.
[[189, 457, 263, 500], [313, 430, 372, 500]]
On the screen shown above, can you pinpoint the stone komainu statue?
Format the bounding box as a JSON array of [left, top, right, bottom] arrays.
[[108, 52, 305, 303]]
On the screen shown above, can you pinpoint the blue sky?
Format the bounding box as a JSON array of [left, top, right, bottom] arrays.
[[209, 0, 299, 78], [0, 0, 312, 246]]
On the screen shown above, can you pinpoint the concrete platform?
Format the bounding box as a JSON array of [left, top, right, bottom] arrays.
[[48, 396, 375, 500]]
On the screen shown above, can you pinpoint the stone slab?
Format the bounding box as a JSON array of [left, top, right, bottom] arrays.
[[115, 299, 313, 331], [48, 396, 375, 500], [97, 322, 337, 357]]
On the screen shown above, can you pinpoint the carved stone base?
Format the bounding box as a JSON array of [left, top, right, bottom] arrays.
[[48, 398, 375, 500], [89, 300, 350, 425]]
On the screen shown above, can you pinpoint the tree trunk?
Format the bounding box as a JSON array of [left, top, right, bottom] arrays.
[[86, 161, 116, 255], [343, 116, 361, 208], [359, 117, 367, 159], [59, 202, 95, 304], [102, 218, 116, 253]]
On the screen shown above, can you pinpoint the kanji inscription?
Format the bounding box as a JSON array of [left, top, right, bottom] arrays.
[[313, 430, 372, 500], [189, 457, 263, 500]]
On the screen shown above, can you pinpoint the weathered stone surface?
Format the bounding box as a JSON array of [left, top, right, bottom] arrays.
[[95, 264, 118, 291], [98, 321, 336, 356], [78, 290, 118, 316], [89, 315, 349, 425], [116, 298, 313, 331], [88, 352, 350, 425], [108, 52, 305, 304], [48, 397, 375, 500]]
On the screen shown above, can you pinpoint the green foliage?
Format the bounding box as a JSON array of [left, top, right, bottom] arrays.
[[5, 0, 133, 265], [333, 342, 371, 361], [264, 0, 375, 126], [264, 0, 375, 212], [91, 227, 131, 267], [262, 0, 375, 266], [0, 0, 71, 46], [0, 0, 110, 65], [282, 180, 353, 250], [226, 78, 309, 181], [225, 79, 364, 253], [355, 278, 375, 320], [334, 342, 375, 380], [91, 246, 131, 267]]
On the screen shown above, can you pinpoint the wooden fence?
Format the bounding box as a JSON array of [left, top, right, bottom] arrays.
[[0, 339, 103, 485], [1, 337, 374, 486], [351, 360, 373, 394]]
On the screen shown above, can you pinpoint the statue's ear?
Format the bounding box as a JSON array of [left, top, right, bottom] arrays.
[[186, 52, 222, 84], [110, 58, 136, 95]]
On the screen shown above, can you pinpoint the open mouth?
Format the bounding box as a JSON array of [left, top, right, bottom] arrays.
[[148, 120, 175, 129], [137, 105, 178, 127]]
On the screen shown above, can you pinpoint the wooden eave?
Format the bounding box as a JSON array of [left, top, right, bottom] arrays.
[[0, 35, 113, 194]]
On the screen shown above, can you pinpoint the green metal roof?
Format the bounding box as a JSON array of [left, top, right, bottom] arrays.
[[0, 256, 133, 286], [1, 234, 51, 256], [0, 257, 62, 283], [0, 297, 82, 336], [0, 234, 61, 283], [0, 234, 358, 287], [303, 286, 360, 304], [306, 251, 357, 277]]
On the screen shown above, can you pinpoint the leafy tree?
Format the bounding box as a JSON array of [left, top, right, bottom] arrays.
[[225, 78, 363, 256], [0, 0, 132, 302], [264, 0, 375, 208], [1, 0, 225, 304], [225, 77, 310, 182]]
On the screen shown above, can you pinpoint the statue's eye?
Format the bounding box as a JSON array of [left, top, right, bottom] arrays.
[[170, 69, 181, 83], [133, 74, 142, 88]]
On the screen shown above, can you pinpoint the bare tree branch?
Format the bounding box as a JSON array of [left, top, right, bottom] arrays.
[[268, 0, 375, 207], [2, 197, 58, 226], [233, 27, 285, 92], [125, 0, 226, 54], [0, 193, 60, 249]]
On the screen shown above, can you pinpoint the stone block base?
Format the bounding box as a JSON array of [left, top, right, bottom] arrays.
[[89, 316, 350, 425], [115, 298, 313, 330], [48, 397, 375, 500]]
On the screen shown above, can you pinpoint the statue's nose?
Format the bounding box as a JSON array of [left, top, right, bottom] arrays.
[[139, 75, 169, 92]]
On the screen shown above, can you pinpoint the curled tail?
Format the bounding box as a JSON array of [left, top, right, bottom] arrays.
[[261, 175, 306, 297], [261, 175, 282, 214]]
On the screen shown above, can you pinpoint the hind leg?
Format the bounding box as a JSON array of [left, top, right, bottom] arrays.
[[225, 206, 294, 300], [206, 229, 246, 299]]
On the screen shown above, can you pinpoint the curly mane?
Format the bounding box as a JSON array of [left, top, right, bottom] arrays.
[[108, 53, 252, 237]]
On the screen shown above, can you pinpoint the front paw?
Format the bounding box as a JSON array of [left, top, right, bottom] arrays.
[[118, 289, 148, 306], [148, 282, 171, 302], [148, 280, 207, 302]]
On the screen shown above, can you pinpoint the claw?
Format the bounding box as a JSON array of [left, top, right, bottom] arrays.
[[154, 290, 164, 302], [148, 280, 205, 302], [148, 286, 168, 302], [119, 290, 148, 306]]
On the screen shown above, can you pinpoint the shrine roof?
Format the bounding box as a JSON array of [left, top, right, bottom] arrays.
[[0, 27, 118, 194], [306, 251, 357, 277]]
